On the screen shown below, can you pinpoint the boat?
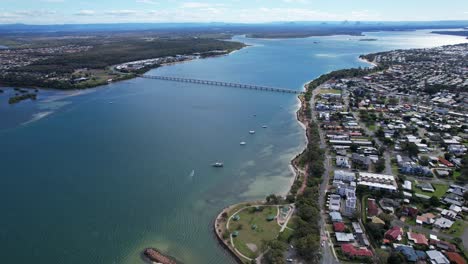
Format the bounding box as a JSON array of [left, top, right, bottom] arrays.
[[240, 141, 246, 145], [249, 130, 255, 134], [262, 125, 268, 128], [212, 162, 224, 167], [189, 170, 195, 178]]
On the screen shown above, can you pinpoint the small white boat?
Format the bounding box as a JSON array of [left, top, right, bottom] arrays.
[[109, 101, 113, 104], [240, 141, 246, 146], [189, 170, 195, 178], [212, 162, 224, 168], [262, 125, 268, 128], [249, 131, 255, 134]]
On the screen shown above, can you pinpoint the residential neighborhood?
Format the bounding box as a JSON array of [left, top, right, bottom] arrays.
[[315, 44, 468, 263]]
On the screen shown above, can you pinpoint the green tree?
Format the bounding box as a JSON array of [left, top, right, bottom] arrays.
[[407, 143, 419, 157], [375, 158, 386, 173], [430, 196, 440, 207]]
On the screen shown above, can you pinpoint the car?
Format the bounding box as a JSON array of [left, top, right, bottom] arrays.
[[286, 259, 293, 262], [321, 241, 325, 247]]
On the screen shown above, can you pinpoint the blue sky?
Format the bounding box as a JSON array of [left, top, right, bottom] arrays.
[[1, 0, 467, 24]]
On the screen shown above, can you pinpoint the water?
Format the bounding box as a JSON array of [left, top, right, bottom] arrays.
[[0, 30, 466, 264]]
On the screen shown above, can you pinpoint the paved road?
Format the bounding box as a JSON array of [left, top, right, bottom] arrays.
[[310, 86, 340, 264]]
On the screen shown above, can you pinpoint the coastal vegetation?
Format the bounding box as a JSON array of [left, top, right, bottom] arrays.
[[0, 35, 244, 89], [8, 92, 37, 104]]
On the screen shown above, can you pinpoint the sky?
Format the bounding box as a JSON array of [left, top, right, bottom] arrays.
[[0, 0, 467, 24]]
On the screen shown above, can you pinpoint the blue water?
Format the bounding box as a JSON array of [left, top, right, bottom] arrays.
[[0, 30, 466, 264]]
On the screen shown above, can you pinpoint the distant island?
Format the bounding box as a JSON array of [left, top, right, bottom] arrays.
[[359, 38, 378, 41]]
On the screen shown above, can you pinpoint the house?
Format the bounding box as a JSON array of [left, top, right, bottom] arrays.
[[448, 185, 466, 196], [416, 213, 436, 225], [336, 156, 351, 168], [352, 222, 363, 234], [418, 182, 435, 192], [408, 232, 429, 246], [333, 222, 346, 232], [334, 170, 356, 182], [449, 204, 463, 214], [329, 194, 341, 211], [433, 217, 454, 229], [385, 226, 403, 241], [426, 250, 449, 264], [330, 211, 343, 222], [341, 244, 373, 257], [358, 172, 398, 192], [443, 193, 464, 207], [344, 197, 357, 216], [367, 198, 379, 217], [394, 244, 427, 262], [403, 180, 412, 191], [352, 153, 372, 169], [445, 252, 466, 264], [401, 206, 419, 218], [335, 232, 355, 243], [429, 239, 457, 252], [441, 209, 457, 220]]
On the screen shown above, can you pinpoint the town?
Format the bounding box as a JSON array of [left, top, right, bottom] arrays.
[[313, 43, 468, 263]]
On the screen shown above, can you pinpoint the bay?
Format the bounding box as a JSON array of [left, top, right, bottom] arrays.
[[0, 29, 466, 264]]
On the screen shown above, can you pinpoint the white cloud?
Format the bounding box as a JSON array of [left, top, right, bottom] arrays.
[[282, 0, 310, 4], [105, 10, 139, 16], [136, 0, 158, 4], [74, 10, 96, 16], [180, 2, 216, 9]]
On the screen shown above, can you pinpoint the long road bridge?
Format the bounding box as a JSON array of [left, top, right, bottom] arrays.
[[140, 74, 303, 94]]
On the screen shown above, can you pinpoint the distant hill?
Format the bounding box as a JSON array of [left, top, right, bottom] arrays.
[[0, 21, 467, 37]]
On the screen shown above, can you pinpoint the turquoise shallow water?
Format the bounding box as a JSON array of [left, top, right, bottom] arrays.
[[0, 30, 466, 264]]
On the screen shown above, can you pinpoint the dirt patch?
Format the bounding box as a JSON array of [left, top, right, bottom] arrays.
[[246, 243, 258, 252]]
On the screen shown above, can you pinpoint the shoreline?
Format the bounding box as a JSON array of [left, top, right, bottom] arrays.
[[213, 79, 314, 263]]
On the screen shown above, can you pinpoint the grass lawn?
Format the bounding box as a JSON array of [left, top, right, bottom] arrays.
[[443, 220, 465, 237], [319, 88, 342, 95], [287, 215, 300, 229], [368, 124, 376, 131], [413, 182, 449, 199], [229, 206, 280, 258], [453, 170, 461, 181]]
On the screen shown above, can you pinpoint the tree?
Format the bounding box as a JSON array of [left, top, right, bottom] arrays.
[[263, 240, 287, 264], [459, 154, 468, 184], [407, 143, 419, 157], [387, 252, 405, 264], [419, 156, 430, 166], [430, 196, 440, 207], [350, 143, 359, 153], [375, 158, 386, 173]]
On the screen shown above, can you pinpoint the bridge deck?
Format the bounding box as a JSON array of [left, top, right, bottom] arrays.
[[140, 74, 302, 94]]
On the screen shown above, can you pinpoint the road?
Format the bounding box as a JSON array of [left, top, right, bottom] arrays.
[[310, 86, 341, 264]]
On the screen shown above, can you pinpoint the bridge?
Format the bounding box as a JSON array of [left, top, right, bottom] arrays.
[[140, 74, 303, 94]]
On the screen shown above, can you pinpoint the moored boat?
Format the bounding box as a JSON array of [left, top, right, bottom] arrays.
[[212, 162, 224, 167]]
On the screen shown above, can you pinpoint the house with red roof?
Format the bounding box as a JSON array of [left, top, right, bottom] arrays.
[[438, 157, 454, 167], [407, 232, 428, 246], [333, 222, 346, 232], [445, 252, 466, 264], [341, 244, 373, 258], [367, 198, 379, 218], [401, 206, 418, 218], [429, 239, 457, 252], [384, 226, 403, 242]]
